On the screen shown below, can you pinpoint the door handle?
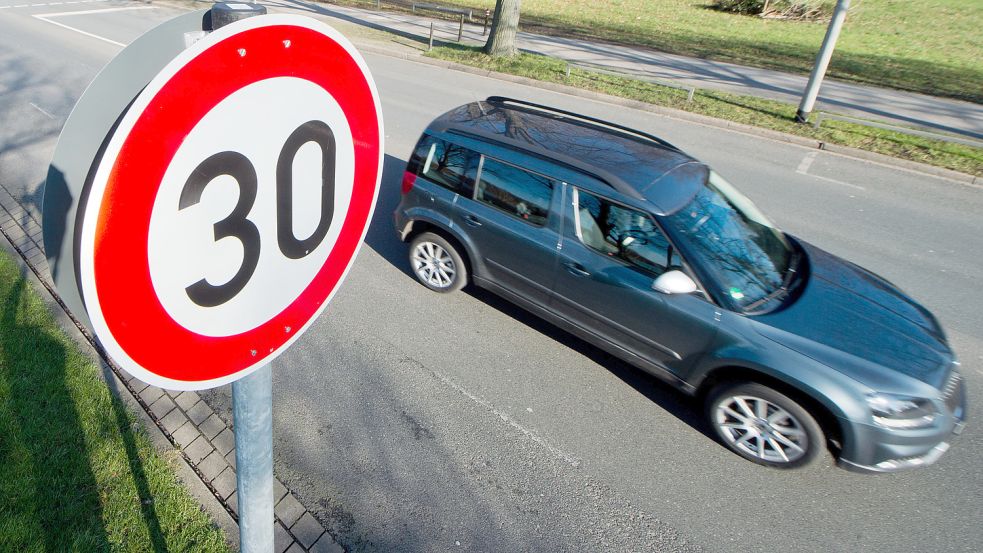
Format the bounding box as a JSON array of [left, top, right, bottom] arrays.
[[564, 262, 591, 277], [463, 214, 482, 227]]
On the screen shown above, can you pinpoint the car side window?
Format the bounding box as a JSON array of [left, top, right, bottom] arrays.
[[475, 157, 554, 227], [414, 136, 476, 196], [576, 189, 673, 276]]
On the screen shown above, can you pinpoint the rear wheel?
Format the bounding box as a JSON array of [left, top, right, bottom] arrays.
[[706, 382, 824, 469], [409, 232, 467, 293]]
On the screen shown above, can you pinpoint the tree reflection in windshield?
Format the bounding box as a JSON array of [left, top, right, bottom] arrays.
[[663, 172, 792, 310]]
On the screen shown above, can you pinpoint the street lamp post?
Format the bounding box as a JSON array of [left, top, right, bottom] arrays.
[[796, 0, 851, 123]]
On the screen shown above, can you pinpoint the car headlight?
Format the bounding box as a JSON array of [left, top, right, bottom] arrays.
[[866, 393, 938, 429]]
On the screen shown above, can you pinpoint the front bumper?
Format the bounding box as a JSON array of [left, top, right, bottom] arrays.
[[838, 372, 967, 474]]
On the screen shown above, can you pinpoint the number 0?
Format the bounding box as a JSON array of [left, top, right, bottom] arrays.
[[277, 120, 335, 259]]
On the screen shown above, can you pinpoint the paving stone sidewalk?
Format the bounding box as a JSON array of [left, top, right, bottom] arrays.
[[0, 184, 343, 553]]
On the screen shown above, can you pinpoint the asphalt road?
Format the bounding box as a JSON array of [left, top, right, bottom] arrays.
[[2, 2, 981, 552]]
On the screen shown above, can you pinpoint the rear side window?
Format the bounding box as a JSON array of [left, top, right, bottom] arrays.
[[475, 157, 554, 227], [410, 136, 476, 196]]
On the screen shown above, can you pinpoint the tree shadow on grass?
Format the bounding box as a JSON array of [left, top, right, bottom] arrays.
[[0, 264, 169, 552]]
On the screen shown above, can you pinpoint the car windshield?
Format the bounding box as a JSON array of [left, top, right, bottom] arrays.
[[662, 171, 795, 310]]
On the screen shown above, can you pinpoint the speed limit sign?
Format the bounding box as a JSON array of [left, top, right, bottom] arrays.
[[76, 14, 383, 390]]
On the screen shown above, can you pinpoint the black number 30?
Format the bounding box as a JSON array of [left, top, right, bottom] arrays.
[[179, 120, 336, 307]]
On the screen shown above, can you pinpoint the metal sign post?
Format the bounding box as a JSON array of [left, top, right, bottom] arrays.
[[208, 5, 274, 552], [233, 364, 274, 551], [43, 4, 383, 553]]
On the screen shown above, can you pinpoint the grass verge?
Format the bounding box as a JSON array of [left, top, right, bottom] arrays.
[[426, 45, 983, 177], [0, 252, 228, 552], [346, 0, 983, 104]]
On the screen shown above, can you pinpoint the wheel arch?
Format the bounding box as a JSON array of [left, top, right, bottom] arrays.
[[405, 220, 476, 280], [697, 364, 847, 455]]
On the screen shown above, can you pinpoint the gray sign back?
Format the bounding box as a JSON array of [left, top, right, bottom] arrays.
[[42, 10, 210, 331]]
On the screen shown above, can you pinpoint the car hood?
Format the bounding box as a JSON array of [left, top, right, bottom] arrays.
[[753, 240, 951, 387]]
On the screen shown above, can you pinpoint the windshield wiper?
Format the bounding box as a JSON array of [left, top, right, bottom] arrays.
[[741, 250, 801, 312]]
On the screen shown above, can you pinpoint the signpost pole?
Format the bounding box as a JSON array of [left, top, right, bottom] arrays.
[[210, 5, 275, 551], [233, 364, 274, 552]]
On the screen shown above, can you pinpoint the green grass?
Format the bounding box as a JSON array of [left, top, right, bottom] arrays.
[[0, 253, 229, 552], [427, 44, 983, 176], [348, 0, 983, 104]]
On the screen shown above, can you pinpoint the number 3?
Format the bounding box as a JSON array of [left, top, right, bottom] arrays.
[[179, 120, 336, 307]]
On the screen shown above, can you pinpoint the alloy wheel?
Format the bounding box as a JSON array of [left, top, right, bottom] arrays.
[[412, 241, 457, 289], [713, 394, 809, 464]]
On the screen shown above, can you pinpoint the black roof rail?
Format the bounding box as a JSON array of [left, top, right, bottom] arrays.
[[484, 96, 682, 152]]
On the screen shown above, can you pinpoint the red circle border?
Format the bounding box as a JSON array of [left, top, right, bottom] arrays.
[[90, 24, 380, 382]]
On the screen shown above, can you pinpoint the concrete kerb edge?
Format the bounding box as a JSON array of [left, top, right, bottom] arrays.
[[351, 42, 980, 187], [0, 197, 343, 552]]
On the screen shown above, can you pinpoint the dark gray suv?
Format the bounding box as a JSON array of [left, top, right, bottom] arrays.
[[393, 97, 966, 471]]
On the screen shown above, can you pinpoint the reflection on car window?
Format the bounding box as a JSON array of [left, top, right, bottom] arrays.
[[662, 171, 792, 309], [419, 138, 475, 196], [475, 157, 553, 226], [577, 190, 672, 275]]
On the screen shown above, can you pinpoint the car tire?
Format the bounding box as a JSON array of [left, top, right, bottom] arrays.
[[409, 232, 468, 293], [706, 382, 824, 469]]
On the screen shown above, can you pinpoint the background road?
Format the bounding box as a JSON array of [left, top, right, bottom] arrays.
[[2, 2, 981, 551]]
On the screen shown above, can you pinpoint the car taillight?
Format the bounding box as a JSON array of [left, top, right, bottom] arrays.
[[401, 171, 417, 194]]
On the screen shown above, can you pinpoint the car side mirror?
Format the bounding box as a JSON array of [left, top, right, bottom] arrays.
[[652, 270, 697, 295]]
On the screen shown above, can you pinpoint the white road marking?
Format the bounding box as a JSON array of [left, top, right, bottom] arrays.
[[796, 150, 818, 174], [0, 0, 109, 6], [29, 102, 54, 119], [30, 6, 154, 48], [38, 5, 153, 17], [32, 14, 125, 47], [422, 362, 582, 468], [0, 0, 107, 8], [795, 150, 866, 190]]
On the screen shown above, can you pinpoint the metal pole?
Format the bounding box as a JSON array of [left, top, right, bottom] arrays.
[[796, 0, 850, 123], [458, 14, 464, 42], [428, 22, 434, 51], [233, 364, 274, 553]]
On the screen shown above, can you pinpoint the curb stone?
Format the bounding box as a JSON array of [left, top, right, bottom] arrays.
[[0, 183, 344, 553]]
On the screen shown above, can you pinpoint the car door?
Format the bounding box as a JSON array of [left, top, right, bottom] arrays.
[[550, 186, 719, 376], [456, 155, 560, 306]]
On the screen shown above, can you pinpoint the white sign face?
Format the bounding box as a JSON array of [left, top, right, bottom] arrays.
[[148, 77, 356, 337], [76, 15, 383, 390]]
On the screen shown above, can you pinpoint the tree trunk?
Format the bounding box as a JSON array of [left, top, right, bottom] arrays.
[[483, 0, 521, 57]]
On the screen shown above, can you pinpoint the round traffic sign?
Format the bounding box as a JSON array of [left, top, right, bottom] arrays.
[[77, 15, 383, 390]]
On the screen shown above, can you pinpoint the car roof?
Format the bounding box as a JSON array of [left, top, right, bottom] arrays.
[[426, 97, 708, 215]]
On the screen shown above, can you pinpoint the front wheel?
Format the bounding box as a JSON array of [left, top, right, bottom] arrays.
[[706, 382, 824, 469], [409, 232, 468, 293]]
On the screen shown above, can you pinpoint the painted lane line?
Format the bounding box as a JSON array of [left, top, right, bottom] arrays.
[[795, 150, 866, 190], [796, 150, 818, 174], [31, 5, 155, 48], [39, 5, 154, 17], [420, 361, 583, 468], [0, 0, 107, 7], [797, 170, 866, 191], [30, 102, 55, 119], [32, 14, 125, 47]]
